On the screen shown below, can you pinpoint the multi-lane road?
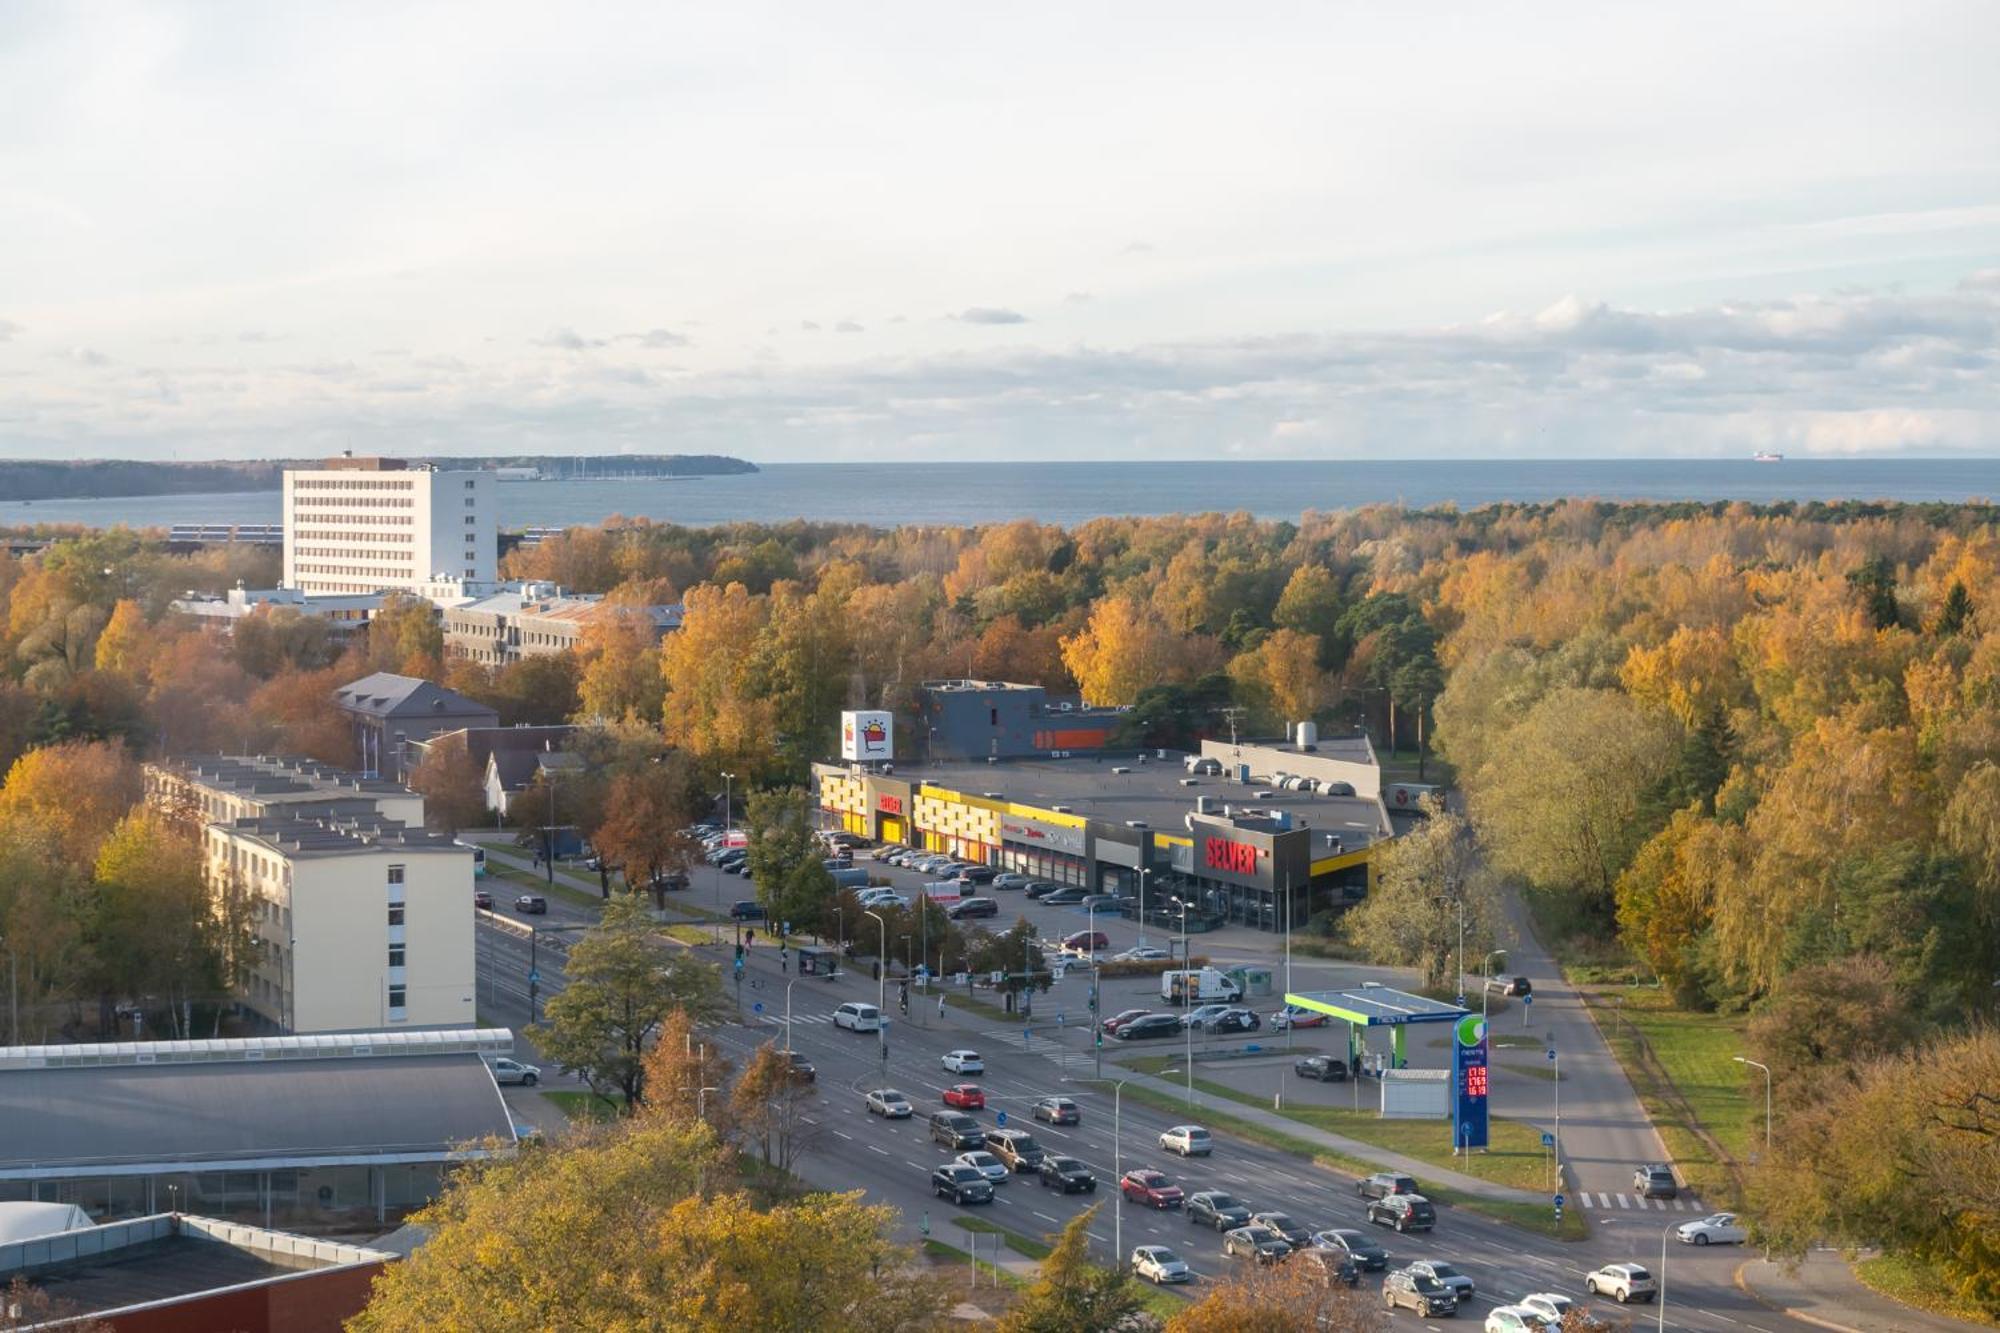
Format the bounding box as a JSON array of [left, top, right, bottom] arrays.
[[469, 840, 1790, 1330]]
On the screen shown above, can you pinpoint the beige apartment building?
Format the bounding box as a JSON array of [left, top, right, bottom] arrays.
[[282, 454, 496, 595], [147, 755, 473, 1033], [443, 586, 683, 666]]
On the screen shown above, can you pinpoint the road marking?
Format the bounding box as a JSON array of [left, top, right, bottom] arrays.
[[1617, 1193, 1632, 1209], [868, 1145, 891, 1156], [1033, 1211, 1061, 1223], [833, 1130, 852, 1140]]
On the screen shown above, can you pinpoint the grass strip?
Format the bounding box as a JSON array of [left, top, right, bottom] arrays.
[[953, 1215, 1189, 1315], [1852, 1253, 2000, 1329], [923, 1238, 1026, 1288], [543, 1089, 624, 1122]]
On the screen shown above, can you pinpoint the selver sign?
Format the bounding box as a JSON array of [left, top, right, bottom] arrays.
[[1203, 837, 1257, 875]]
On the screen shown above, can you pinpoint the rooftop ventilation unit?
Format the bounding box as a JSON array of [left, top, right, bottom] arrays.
[[1052, 805, 1073, 814], [1111, 766, 1131, 775]]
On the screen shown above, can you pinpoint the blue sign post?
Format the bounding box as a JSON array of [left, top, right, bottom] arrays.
[[1450, 1014, 1490, 1151], [995, 1110, 1008, 1128]]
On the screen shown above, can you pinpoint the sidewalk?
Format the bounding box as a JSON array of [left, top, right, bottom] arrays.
[[1107, 1062, 1544, 1205], [1737, 1253, 1997, 1333]]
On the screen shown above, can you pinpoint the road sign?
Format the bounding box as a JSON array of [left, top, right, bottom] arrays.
[[1523, 994, 1533, 1005], [1244, 1044, 1261, 1054], [528, 968, 540, 984], [753, 1002, 764, 1015], [995, 1110, 1008, 1127], [1553, 1193, 1565, 1208], [1541, 1131, 1555, 1148]]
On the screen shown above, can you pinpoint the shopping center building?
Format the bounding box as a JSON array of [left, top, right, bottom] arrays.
[[812, 716, 1406, 932]]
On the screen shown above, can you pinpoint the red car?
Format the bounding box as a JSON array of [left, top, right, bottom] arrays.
[[1120, 1169, 1184, 1209], [942, 1084, 986, 1110], [1101, 1009, 1150, 1035]]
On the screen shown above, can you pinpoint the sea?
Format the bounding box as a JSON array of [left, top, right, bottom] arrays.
[[2, 459, 1997, 531]]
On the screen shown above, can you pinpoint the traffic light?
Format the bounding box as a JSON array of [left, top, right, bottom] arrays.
[[735, 942, 745, 961]]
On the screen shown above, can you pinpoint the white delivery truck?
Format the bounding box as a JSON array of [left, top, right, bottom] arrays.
[[1161, 967, 1243, 1005], [922, 881, 963, 906]]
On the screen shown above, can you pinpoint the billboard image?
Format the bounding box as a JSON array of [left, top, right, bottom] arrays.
[[840, 710, 893, 761]]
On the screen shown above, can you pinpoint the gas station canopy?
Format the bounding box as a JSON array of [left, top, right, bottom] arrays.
[[1283, 984, 1467, 1027]]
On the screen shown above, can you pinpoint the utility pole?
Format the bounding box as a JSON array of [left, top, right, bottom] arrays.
[[1734, 1056, 1772, 1161]]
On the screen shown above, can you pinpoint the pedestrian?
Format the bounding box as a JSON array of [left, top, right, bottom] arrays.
[[780, 947, 789, 973], [937, 993, 946, 1019]]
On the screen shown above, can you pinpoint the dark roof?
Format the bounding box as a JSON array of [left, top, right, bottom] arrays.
[[487, 749, 540, 792], [333, 673, 498, 725], [0, 1052, 514, 1177], [24, 1235, 294, 1310], [429, 724, 576, 772], [156, 754, 408, 801]]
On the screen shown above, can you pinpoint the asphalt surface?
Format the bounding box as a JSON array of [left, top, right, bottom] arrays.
[[469, 838, 1797, 1331]]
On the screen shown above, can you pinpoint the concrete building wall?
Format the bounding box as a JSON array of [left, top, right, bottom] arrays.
[[284, 465, 495, 595], [288, 851, 473, 1032]]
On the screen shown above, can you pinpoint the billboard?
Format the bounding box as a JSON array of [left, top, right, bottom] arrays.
[[840, 710, 894, 762], [1451, 1013, 1491, 1150]]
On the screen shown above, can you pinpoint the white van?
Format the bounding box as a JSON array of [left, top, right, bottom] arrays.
[[1161, 967, 1244, 1005], [833, 1002, 883, 1032]]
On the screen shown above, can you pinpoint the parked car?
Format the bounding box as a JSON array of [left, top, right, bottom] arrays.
[[1484, 1308, 1552, 1333], [1294, 1055, 1349, 1081], [1634, 1164, 1679, 1199], [784, 1051, 816, 1083], [1032, 1096, 1080, 1125], [1269, 1005, 1328, 1030], [1037, 1155, 1097, 1193], [1078, 893, 1126, 913], [942, 1083, 986, 1110], [1367, 1194, 1435, 1233], [1382, 1268, 1459, 1317], [1159, 1125, 1212, 1157], [1119, 1169, 1184, 1209], [983, 1128, 1046, 1173], [1180, 1004, 1233, 1030], [1585, 1263, 1658, 1304], [1041, 886, 1089, 906], [932, 1163, 994, 1205], [1187, 1191, 1252, 1230], [1676, 1212, 1748, 1246], [1023, 880, 1065, 899], [1224, 1224, 1292, 1264], [930, 1111, 984, 1150], [487, 1057, 540, 1086], [833, 1001, 883, 1032], [1114, 1014, 1182, 1041], [1312, 1228, 1388, 1271], [954, 1150, 1010, 1184], [941, 1049, 985, 1074], [1100, 1009, 1151, 1035], [473, 889, 493, 910], [864, 1088, 912, 1118], [514, 894, 548, 914], [990, 872, 1034, 890], [1406, 1260, 1474, 1300], [1358, 1172, 1418, 1199], [947, 896, 998, 920], [1250, 1212, 1311, 1248], [1131, 1245, 1192, 1284], [957, 865, 998, 884], [1208, 1008, 1261, 1035], [1112, 945, 1171, 961], [728, 900, 765, 920]]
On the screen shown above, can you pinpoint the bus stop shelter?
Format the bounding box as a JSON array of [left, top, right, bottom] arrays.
[[1283, 984, 1468, 1071]]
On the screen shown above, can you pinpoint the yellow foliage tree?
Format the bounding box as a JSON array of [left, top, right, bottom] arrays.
[[659, 583, 778, 775]]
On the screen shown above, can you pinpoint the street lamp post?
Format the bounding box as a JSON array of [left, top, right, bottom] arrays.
[[1175, 897, 1194, 1109], [1282, 865, 1293, 1053], [1435, 887, 1466, 1006], [1658, 1221, 1674, 1332], [543, 767, 561, 885], [785, 977, 798, 1051], [1551, 1042, 1561, 1188], [1135, 867, 1150, 947], [1481, 949, 1506, 1023], [1734, 1056, 1772, 1161], [864, 908, 888, 1076], [719, 772, 736, 912]]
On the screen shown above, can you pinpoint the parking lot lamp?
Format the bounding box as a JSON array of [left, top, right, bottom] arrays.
[[865, 908, 889, 1077], [1734, 1056, 1772, 1161], [1659, 1221, 1674, 1332], [1481, 949, 1506, 1023]]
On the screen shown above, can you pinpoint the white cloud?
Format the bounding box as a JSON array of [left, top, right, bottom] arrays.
[[0, 320, 22, 342], [955, 307, 1028, 325], [533, 327, 605, 351]]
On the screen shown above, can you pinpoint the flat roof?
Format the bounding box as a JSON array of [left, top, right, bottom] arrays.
[[153, 754, 408, 802], [1283, 986, 1468, 1026], [220, 811, 466, 860], [0, 1053, 514, 1179], [1204, 733, 1378, 765], [875, 754, 1393, 848]]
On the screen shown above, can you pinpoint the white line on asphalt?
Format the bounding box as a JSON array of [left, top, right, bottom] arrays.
[[833, 1130, 852, 1140], [906, 1161, 926, 1171], [1033, 1211, 1060, 1223], [1617, 1193, 1632, 1208], [869, 1145, 891, 1156]]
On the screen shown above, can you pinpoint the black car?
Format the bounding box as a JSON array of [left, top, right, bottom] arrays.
[[947, 896, 999, 920], [1113, 1014, 1182, 1041], [1023, 881, 1064, 899], [1367, 1194, 1435, 1233], [650, 871, 691, 891], [1040, 886, 1090, 905], [1223, 1225, 1292, 1265], [1358, 1172, 1418, 1200], [1251, 1212, 1311, 1248], [1313, 1228, 1388, 1272], [929, 1111, 984, 1150], [1295, 1247, 1361, 1287], [784, 1051, 816, 1084], [1037, 1155, 1097, 1193], [957, 865, 998, 884], [729, 900, 765, 921], [1209, 1009, 1261, 1035], [1186, 1191, 1252, 1231], [932, 1164, 994, 1205], [514, 894, 548, 915], [1294, 1055, 1348, 1082]]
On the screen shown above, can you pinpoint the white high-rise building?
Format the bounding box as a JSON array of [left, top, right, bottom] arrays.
[[283, 455, 496, 595]]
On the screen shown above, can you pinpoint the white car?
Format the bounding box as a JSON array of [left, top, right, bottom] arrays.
[[1585, 1263, 1658, 1304], [1180, 1004, 1232, 1030], [956, 1151, 1010, 1185], [941, 1049, 985, 1074], [1159, 1125, 1212, 1156], [1130, 1245, 1192, 1284], [1677, 1212, 1748, 1246], [865, 1088, 913, 1118], [1113, 946, 1170, 962], [487, 1057, 541, 1087], [1485, 1307, 1554, 1333], [1407, 1260, 1475, 1300], [834, 1002, 883, 1032], [1517, 1293, 1575, 1324]]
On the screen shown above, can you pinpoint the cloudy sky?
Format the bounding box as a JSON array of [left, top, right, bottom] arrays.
[[2, 2, 1997, 461]]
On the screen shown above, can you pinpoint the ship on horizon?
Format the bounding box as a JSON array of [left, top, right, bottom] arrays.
[[1752, 451, 1784, 463]]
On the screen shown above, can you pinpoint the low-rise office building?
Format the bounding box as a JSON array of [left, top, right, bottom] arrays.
[[813, 731, 1393, 932], [171, 584, 387, 638], [916, 679, 1130, 761], [443, 585, 683, 666], [332, 673, 500, 780], [146, 754, 424, 829], [0, 1030, 517, 1231]]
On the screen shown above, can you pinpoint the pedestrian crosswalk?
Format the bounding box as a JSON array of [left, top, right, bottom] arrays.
[[1577, 1192, 1705, 1211]]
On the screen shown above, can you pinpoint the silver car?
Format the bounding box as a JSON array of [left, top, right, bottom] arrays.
[[488, 1057, 541, 1087], [956, 1151, 1011, 1185]]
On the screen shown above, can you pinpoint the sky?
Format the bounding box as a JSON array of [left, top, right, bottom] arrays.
[[1, 2, 1997, 462]]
